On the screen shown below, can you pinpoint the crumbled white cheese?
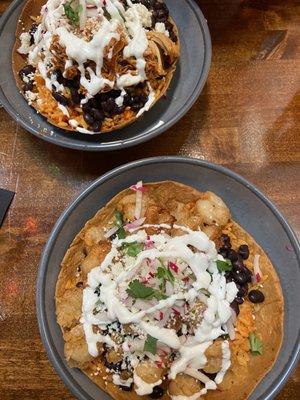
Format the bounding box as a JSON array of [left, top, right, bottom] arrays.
[[25, 91, 37, 104], [18, 32, 32, 54], [125, 4, 152, 29], [155, 22, 170, 37]]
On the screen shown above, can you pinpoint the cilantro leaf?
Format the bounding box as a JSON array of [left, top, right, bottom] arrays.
[[153, 290, 167, 300], [126, 280, 155, 299], [144, 335, 158, 355], [122, 241, 143, 257], [114, 210, 126, 239], [216, 259, 232, 273], [156, 262, 175, 292], [249, 332, 263, 355], [63, 0, 82, 26], [126, 280, 166, 300], [200, 288, 211, 297]]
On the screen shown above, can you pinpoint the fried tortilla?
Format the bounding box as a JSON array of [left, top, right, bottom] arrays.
[[13, 0, 180, 134], [56, 181, 283, 400]]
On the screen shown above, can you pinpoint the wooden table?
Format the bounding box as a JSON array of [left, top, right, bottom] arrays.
[[0, 0, 299, 398]]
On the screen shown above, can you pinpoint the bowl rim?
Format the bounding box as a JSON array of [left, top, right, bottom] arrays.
[[37, 156, 300, 400], [0, 0, 212, 151]]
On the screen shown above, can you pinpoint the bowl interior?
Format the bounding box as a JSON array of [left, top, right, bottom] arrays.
[[38, 158, 300, 400], [0, 0, 211, 150]]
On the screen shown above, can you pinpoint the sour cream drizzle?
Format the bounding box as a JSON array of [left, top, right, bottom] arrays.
[[21, 0, 155, 104], [80, 224, 237, 396]]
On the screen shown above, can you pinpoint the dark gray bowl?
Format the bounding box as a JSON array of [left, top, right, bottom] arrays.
[[0, 0, 211, 151], [37, 156, 300, 400]]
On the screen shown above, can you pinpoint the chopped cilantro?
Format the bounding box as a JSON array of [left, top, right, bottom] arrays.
[[221, 334, 230, 340], [122, 241, 143, 257], [200, 288, 211, 297], [126, 280, 166, 300], [95, 299, 104, 308], [144, 335, 158, 355], [156, 262, 175, 291], [249, 332, 263, 355], [94, 284, 102, 296], [216, 259, 232, 273], [63, 0, 83, 26], [114, 210, 126, 239]]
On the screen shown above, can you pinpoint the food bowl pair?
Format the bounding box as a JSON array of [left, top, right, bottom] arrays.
[[0, 0, 211, 151]]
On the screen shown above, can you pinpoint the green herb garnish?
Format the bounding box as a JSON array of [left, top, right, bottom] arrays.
[[200, 288, 211, 297], [94, 284, 102, 296], [114, 210, 126, 239], [216, 259, 233, 273], [144, 335, 158, 355], [63, 0, 83, 26], [122, 241, 143, 257], [249, 332, 263, 355], [126, 280, 166, 300], [156, 262, 175, 291]]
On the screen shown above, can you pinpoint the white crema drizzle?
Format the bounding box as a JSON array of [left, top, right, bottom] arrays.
[[19, 0, 155, 113], [80, 224, 237, 397]]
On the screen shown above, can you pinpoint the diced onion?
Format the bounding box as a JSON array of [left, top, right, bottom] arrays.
[[134, 190, 143, 219], [125, 217, 145, 231], [79, 0, 87, 30], [169, 262, 179, 273], [184, 368, 212, 384], [130, 181, 147, 192], [104, 225, 118, 238], [252, 254, 262, 283], [226, 318, 236, 340], [230, 308, 237, 326]]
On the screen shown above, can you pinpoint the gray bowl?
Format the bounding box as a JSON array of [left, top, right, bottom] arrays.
[[37, 156, 300, 400], [0, 0, 211, 151]]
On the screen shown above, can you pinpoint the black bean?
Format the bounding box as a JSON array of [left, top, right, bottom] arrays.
[[227, 249, 238, 262], [109, 89, 121, 98], [232, 256, 244, 270], [19, 65, 35, 81], [243, 265, 253, 283], [149, 386, 164, 399], [69, 87, 81, 104], [52, 91, 69, 106], [101, 98, 116, 113], [76, 282, 83, 288], [83, 112, 95, 125], [23, 82, 34, 92], [131, 103, 143, 111], [91, 108, 104, 121], [29, 23, 38, 45], [235, 296, 244, 304], [91, 121, 102, 132], [104, 359, 122, 372], [248, 290, 265, 303], [119, 384, 133, 391], [218, 246, 228, 258], [238, 244, 250, 260], [230, 300, 240, 316], [231, 269, 249, 285], [237, 283, 248, 298], [221, 233, 231, 247], [55, 69, 69, 86]]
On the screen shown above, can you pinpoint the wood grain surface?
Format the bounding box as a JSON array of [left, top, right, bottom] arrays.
[[0, 0, 299, 399]]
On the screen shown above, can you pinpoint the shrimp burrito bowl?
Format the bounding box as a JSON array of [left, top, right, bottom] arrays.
[[56, 181, 283, 400], [13, 0, 180, 134]]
